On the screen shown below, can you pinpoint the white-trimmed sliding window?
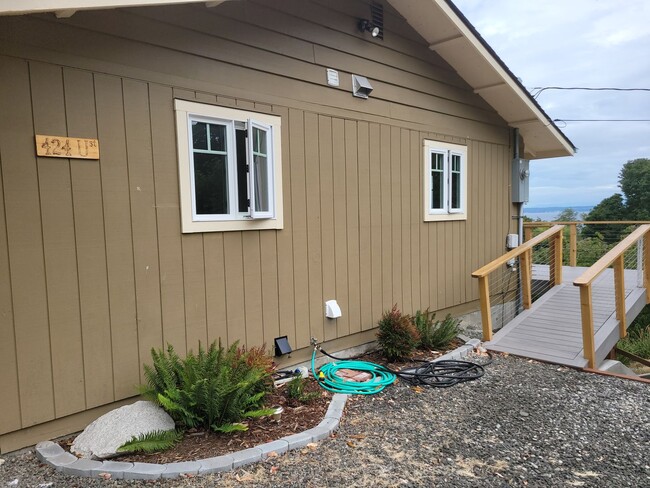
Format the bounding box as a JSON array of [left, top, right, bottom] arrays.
[[423, 140, 467, 221], [175, 100, 283, 233]]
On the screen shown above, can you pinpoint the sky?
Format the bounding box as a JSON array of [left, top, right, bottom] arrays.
[[453, 0, 650, 208]]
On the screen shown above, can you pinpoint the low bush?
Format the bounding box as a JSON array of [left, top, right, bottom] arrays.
[[617, 326, 650, 365], [628, 304, 650, 336], [140, 340, 275, 434], [413, 309, 460, 350], [286, 375, 320, 403], [377, 305, 420, 361]]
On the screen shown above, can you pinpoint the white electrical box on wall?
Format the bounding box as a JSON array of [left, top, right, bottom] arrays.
[[506, 234, 519, 249]]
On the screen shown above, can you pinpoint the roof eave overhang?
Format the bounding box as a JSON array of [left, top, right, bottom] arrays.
[[0, 0, 575, 160], [0, 0, 223, 17], [387, 0, 575, 160]]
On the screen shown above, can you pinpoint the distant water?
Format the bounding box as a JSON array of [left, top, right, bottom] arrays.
[[523, 205, 594, 222]]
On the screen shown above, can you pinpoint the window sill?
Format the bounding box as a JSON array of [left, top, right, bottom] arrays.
[[181, 217, 284, 233], [423, 213, 467, 222]]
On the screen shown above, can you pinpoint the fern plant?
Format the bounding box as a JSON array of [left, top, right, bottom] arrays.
[[116, 430, 182, 454], [376, 305, 420, 361], [414, 309, 460, 350], [140, 340, 274, 433]]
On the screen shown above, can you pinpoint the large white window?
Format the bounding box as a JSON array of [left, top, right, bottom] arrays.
[[423, 140, 467, 221], [175, 100, 283, 233]]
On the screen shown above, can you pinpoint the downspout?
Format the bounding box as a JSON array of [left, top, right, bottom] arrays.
[[513, 128, 524, 314], [513, 128, 524, 245]]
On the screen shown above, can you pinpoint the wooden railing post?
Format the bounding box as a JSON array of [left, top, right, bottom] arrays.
[[579, 285, 596, 368], [550, 231, 563, 285], [613, 255, 627, 338], [521, 250, 532, 309], [478, 276, 493, 341], [524, 226, 532, 243], [569, 224, 577, 267]]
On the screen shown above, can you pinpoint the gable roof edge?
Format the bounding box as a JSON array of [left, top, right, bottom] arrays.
[[388, 0, 575, 159], [440, 0, 576, 154]]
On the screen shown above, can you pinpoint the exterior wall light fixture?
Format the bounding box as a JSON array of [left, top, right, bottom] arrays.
[[358, 19, 380, 38]]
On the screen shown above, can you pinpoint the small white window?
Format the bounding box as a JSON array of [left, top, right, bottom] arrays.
[[423, 140, 467, 221], [175, 100, 283, 233]]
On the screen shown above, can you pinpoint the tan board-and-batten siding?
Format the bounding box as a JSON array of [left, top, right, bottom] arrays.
[[0, 0, 514, 452]]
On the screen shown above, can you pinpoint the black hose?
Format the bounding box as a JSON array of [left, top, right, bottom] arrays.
[[394, 358, 490, 388]]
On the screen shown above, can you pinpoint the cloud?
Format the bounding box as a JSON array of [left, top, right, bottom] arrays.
[[454, 0, 650, 208]]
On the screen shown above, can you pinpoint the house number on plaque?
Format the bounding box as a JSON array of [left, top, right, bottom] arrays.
[[35, 134, 100, 160]]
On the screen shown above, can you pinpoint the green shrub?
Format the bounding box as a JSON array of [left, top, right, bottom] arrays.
[[377, 305, 420, 361], [413, 309, 460, 350], [617, 326, 650, 365], [286, 375, 320, 403], [628, 304, 650, 336], [140, 340, 275, 433]]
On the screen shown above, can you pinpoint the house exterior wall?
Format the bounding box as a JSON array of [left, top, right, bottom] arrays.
[[0, 0, 514, 452]]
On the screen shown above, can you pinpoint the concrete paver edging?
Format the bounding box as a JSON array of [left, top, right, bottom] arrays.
[[35, 339, 479, 479]]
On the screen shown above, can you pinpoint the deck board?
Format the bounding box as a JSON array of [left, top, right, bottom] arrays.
[[486, 266, 646, 368]]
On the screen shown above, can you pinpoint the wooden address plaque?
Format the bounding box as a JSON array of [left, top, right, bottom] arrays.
[[35, 134, 100, 160]]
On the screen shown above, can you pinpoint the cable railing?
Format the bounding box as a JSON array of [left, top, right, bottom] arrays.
[[524, 221, 650, 267], [573, 224, 650, 368], [472, 226, 564, 341]]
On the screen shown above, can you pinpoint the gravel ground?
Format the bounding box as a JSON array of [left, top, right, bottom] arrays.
[[1, 354, 648, 487]]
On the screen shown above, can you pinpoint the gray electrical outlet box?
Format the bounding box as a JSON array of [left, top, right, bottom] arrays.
[[511, 157, 530, 203]]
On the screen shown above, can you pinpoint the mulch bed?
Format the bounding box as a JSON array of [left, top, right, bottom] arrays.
[[57, 339, 465, 464], [58, 378, 331, 464]]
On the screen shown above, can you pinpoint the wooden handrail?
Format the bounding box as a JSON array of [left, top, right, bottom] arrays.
[[472, 225, 564, 341], [472, 225, 565, 278], [572, 224, 650, 368], [523, 221, 650, 267], [573, 224, 650, 286]]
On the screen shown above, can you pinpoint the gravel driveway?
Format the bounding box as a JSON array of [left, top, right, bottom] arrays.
[[1, 354, 648, 487]]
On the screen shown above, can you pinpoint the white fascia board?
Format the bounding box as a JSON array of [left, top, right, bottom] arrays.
[[0, 0, 208, 16]]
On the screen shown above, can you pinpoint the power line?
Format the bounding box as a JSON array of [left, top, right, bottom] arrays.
[[531, 86, 650, 98], [554, 119, 650, 122], [552, 118, 650, 128]]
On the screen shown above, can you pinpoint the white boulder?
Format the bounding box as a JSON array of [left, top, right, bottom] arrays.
[[71, 401, 175, 459]]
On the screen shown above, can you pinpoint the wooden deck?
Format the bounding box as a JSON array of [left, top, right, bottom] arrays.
[[486, 266, 647, 368]]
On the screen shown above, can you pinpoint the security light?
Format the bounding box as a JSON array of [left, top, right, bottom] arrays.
[[358, 19, 380, 38]]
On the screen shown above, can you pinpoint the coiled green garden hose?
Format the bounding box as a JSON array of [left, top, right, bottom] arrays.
[[310, 341, 490, 394], [311, 347, 396, 395]]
